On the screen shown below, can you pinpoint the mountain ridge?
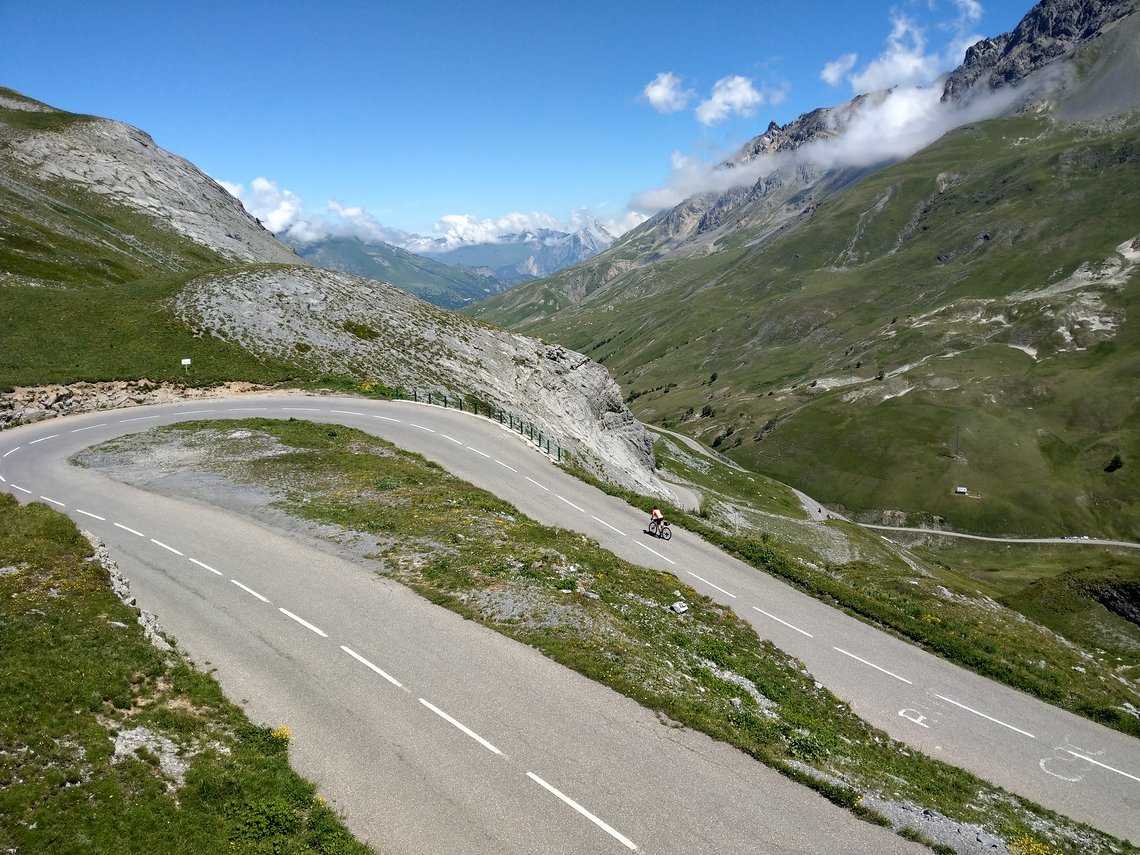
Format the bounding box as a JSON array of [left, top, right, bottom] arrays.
[[465, 0, 1140, 539]]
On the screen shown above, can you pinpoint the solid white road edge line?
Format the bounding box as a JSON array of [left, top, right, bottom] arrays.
[[834, 647, 913, 684], [279, 607, 328, 637], [687, 571, 736, 598], [231, 580, 270, 603], [525, 476, 549, 491], [418, 698, 502, 755], [525, 772, 637, 851], [592, 516, 626, 536], [114, 522, 145, 537], [150, 538, 184, 556], [557, 495, 586, 513], [76, 509, 106, 521], [933, 694, 1035, 738], [189, 558, 224, 576], [341, 646, 403, 688], [1063, 750, 1140, 784], [635, 540, 676, 566], [753, 606, 814, 638]]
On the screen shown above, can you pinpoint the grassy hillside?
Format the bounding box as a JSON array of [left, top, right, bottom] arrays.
[[0, 493, 370, 854], [295, 236, 505, 309], [470, 113, 1140, 539], [0, 90, 301, 388]]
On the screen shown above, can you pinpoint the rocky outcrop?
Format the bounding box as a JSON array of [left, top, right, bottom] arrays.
[[941, 0, 1139, 101], [0, 380, 268, 429], [0, 91, 298, 265], [174, 266, 671, 499]]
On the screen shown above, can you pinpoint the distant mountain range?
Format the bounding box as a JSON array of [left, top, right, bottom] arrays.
[[466, 0, 1140, 540], [286, 221, 617, 307]]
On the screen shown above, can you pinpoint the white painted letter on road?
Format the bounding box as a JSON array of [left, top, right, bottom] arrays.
[[899, 709, 930, 729]]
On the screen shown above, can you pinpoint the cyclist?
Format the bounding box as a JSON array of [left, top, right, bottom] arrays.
[[649, 507, 664, 534]]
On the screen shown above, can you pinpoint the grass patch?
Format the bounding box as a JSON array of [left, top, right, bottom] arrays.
[[80, 418, 1138, 854], [569, 455, 1140, 740], [0, 492, 371, 855]]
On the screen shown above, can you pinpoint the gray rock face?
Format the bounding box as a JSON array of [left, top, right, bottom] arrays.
[[175, 266, 671, 499], [941, 0, 1139, 101], [2, 107, 297, 265]]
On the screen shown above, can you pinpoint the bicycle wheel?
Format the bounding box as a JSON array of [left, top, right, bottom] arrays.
[[661, 525, 672, 541]]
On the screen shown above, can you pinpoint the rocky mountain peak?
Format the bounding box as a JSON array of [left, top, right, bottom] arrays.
[[941, 0, 1138, 101]]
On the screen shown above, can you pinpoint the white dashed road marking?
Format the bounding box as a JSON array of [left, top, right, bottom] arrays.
[[341, 646, 403, 688], [441, 434, 463, 445], [373, 415, 401, 422], [114, 522, 145, 537], [279, 607, 327, 637], [753, 607, 814, 638], [526, 772, 637, 851], [150, 539, 183, 556], [525, 476, 549, 492], [231, 579, 270, 603], [29, 434, 59, 444], [70, 423, 108, 432], [419, 699, 502, 755], [12, 485, 32, 494], [635, 540, 676, 565], [120, 415, 160, 423], [835, 647, 913, 685], [330, 410, 364, 416], [76, 509, 106, 521], [592, 516, 626, 536], [176, 410, 216, 415], [934, 694, 1034, 738], [1063, 750, 1140, 784], [467, 447, 491, 458], [557, 495, 585, 513], [411, 424, 435, 433], [497, 461, 518, 473], [189, 558, 224, 576], [2, 447, 20, 458], [39, 496, 65, 507], [687, 571, 736, 598]]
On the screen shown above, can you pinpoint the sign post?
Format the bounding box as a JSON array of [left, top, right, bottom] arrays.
[[181, 358, 192, 374]]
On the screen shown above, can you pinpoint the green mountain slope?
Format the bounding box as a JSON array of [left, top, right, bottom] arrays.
[[470, 110, 1140, 539], [294, 235, 507, 309]]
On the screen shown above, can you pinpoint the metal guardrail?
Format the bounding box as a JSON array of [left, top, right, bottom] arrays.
[[394, 386, 566, 462]]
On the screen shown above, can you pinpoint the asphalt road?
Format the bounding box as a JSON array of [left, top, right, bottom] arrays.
[[2, 393, 1138, 849]]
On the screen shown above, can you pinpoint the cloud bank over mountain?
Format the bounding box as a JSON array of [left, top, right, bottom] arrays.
[[222, 178, 643, 250], [628, 0, 1003, 215]]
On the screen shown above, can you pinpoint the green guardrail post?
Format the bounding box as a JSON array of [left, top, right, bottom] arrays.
[[509, 414, 514, 429], [428, 391, 432, 405], [557, 445, 562, 462]]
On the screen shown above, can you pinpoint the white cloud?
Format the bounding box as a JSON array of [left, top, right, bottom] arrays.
[[850, 13, 940, 92], [643, 71, 693, 113], [696, 75, 764, 125], [224, 177, 411, 245], [628, 79, 1023, 216], [953, 0, 983, 24], [821, 53, 858, 86]]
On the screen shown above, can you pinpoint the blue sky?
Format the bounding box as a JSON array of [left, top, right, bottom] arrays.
[[1, 0, 1030, 244]]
